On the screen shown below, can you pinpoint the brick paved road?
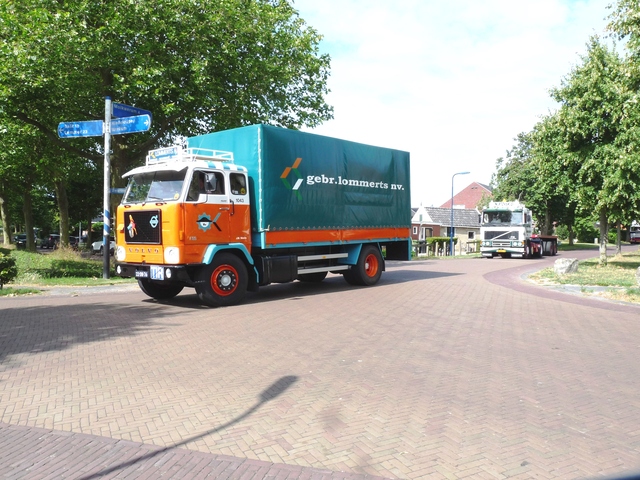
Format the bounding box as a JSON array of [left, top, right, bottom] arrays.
[[1, 248, 640, 479]]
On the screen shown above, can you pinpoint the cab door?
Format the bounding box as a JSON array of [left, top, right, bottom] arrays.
[[227, 172, 251, 251], [184, 170, 232, 262]]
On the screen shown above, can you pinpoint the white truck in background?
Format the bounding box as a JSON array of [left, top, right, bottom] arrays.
[[630, 220, 640, 244], [480, 201, 557, 259]]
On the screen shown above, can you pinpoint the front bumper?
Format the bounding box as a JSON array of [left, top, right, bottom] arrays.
[[480, 247, 525, 258], [116, 263, 194, 285]]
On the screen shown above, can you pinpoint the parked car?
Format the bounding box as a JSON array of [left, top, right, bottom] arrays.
[[42, 234, 60, 249], [69, 236, 79, 249], [14, 234, 28, 249], [15, 233, 39, 249], [92, 237, 116, 255]]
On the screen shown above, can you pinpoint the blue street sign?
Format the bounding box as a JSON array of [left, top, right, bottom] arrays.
[[112, 102, 152, 119], [111, 114, 151, 135], [58, 120, 103, 138]]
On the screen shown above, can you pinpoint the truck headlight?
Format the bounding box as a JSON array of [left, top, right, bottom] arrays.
[[116, 246, 126, 261], [164, 247, 180, 264]]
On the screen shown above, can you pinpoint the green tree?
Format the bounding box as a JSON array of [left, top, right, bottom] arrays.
[[529, 114, 577, 241], [0, 117, 48, 250], [491, 131, 536, 205], [491, 125, 571, 237], [0, 0, 333, 238], [550, 36, 632, 265], [0, 0, 332, 174]]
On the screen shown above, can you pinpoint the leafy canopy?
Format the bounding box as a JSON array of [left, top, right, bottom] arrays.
[[0, 0, 333, 171]]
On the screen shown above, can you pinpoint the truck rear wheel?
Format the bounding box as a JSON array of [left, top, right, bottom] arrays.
[[344, 245, 383, 286], [196, 252, 248, 307], [138, 278, 184, 300]]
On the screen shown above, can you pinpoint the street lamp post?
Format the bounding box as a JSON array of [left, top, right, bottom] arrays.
[[450, 171, 470, 256]]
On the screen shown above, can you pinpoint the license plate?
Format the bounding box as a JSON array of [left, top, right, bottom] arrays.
[[135, 270, 148, 278], [497, 249, 506, 253], [150, 266, 164, 280]]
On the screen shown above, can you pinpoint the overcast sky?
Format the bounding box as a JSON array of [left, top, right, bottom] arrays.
[[294, 0, 612, 207]]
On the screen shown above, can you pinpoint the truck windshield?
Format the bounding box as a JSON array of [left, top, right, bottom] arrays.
[[123, 169, 187, 204], [483, 211, 522, 225]]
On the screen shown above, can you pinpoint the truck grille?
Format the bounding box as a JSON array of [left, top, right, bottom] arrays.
[[483, 230, 519, 240], [492, 240, 513, 247], [124, 210, 161, 244]]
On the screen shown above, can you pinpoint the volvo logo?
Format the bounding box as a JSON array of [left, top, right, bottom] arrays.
[[128, 247, 160, 254]]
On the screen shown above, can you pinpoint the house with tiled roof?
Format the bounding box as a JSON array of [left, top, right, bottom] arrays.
[[411, 205, 481, 256], [440, 182, 493, 209]]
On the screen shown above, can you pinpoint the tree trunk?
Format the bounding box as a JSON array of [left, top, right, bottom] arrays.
[[54, 179, 70, 247], [568, 225, 574, 246], [598, 209, 608, 266], [22, 188, 37, 252], [0, 183, 10, 246], [543, 208, 552, 236]]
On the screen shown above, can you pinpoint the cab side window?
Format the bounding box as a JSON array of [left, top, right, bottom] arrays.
[[187, 171, 225, 201], [205, 172, 224, 195], [230, 173, 247, 195]]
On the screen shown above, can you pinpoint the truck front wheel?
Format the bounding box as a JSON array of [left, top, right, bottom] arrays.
[[344, 245, 383, 286], [138, 278, 184, 300], [196, 253, 248, 307]]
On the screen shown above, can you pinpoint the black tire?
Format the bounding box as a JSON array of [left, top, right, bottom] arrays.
[[298, 271, 328, 283], [343, 245, 383, 286], [196, 252, 248, 307], [138, 278, 184, 300]]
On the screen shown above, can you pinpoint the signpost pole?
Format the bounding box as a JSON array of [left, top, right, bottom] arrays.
[[103, 96, 112, 279], [58, 98, 151, 280]]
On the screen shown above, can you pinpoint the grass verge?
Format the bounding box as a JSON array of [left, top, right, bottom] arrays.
[[0, 287, 42, 297], [529, 246, 640, 304], [6, 248, 135, 295]]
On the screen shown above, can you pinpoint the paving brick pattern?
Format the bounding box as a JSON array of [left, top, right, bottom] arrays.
[[1, 247, 640, 479]]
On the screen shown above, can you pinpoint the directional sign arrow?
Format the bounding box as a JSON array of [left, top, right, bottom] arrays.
[[58, 120, 104, 138], [110, 114, 151, 135], [112, 102, 152, 119]]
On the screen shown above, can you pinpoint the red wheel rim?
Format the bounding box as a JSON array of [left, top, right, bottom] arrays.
[[211, 264, 238, 296], [364, 253, 379, 277]]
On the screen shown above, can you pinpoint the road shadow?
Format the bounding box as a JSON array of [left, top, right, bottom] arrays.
[[0, 301, 181, 364], [240, 267, 459, 306], [76, 375, 299, 480], [142, 264, 461, 308]]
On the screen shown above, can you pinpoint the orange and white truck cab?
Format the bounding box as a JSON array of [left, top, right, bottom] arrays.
[[116, 146, 251, 287]]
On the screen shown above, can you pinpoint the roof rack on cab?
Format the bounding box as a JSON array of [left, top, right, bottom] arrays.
[[146, 146, 234, 166]]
